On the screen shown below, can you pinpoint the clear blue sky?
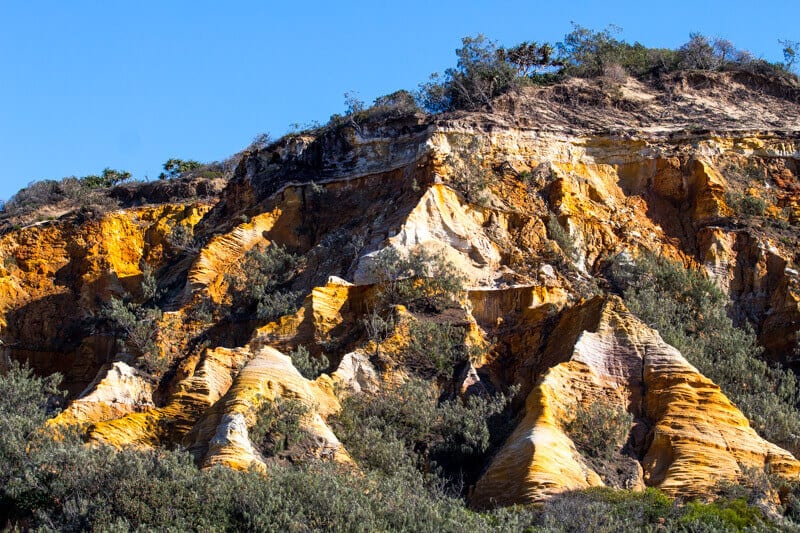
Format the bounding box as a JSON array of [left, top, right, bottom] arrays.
[[1, 0, 798, 200]]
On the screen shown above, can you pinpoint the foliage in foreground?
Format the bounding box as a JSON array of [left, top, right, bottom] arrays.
[[332, 377, 514, 488], [0, 362, 789, 531]]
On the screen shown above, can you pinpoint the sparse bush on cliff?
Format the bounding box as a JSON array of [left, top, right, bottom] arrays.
[[103, 296, 167, 374], [0, 169, 131, 225], [725, 191, 768, 217], [368, 247, 465, 314], [225, 244, 304, 321], [565, 402, 632, 461], [250, 396, 309, 457], [102, 266, 171, 375], [287, 345, 329, 380], [406, 320, 474, 380], [545, 214, 578, 263], [608, 253, 800, 455], [167, 221, 200, 254]]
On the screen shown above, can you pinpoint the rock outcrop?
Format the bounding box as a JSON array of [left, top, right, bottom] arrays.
[[2, 71, 800, 507], [471, 297, 800, 507]]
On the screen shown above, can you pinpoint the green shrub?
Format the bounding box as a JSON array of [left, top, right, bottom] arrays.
[[226, 244, 304, 321], [680, 498, 766, 531], [167, 222, 199, 253], [367, 247, 465, 313], [449, 160, 492, 207], [100, 265, 170, 375], [565, 402, 632, 461], [103, 296, 167, 374], [1, 170, 128, 224], [725, 191, 768, 217], [538, 487, 675, 532], [608, 253, 800, 455], [190, 295, 218, 323], [564, 402, 637, 487], [81, 168, 131, 189], [158, 158, 202, 180], [546, 214, 578, 263], [288, 345, 329, 380], [0, 365, 790, 531], [418, 34, 517, 113], [361, 307, 397, 344], [406, 320, 473, 380], [333, 377, 513, 489], [249, 396, 309, 456]]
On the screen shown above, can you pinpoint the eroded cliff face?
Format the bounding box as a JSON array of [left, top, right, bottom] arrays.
[[3, 71, 800, 506], [471, 296, 800, 507]]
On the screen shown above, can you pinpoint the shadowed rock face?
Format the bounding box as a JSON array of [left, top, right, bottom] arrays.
[[3, 71, 800, 505]]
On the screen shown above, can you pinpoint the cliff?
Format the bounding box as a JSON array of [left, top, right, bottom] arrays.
[[3, 70, 800, 509]]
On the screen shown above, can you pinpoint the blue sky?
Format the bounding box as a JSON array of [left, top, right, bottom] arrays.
[[1, 0, 798, 200]]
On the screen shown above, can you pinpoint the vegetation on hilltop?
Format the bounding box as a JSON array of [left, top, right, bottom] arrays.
[[416, 25, 799, 114], [0, 157, 233, 231], [4, 24, 797, 225]]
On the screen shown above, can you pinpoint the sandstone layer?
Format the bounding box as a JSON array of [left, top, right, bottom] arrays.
[[2, 71, 799, 506]]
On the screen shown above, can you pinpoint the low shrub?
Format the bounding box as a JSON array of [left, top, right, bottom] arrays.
[[0, 365, 792, 531], [288, 345, 329, 380], [545, 214, 578, 263], [103, 297, 167, 374], [725, 191, 768, 217], [679, 498, 766, 531], [167, 222, 200, 253], [225, 244, 304, 321], [367, 247, 465, 314], [447, 155, 492, 206], [1, 169, 131, 225], [565, 402, 632, 461], [406, 320, 474, 380], [101, 266, 171, 375], [333, 376, 513, 490], [249, 396, 309, 457]]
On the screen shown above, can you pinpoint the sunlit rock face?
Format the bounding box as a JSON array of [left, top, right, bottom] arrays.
[[2, 71, 800, 505], [471, 297, 800, 507]]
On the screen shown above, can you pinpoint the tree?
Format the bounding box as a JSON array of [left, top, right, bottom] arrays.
[[419, 35, 517, 113], [780, 39, 800, 72], [557, 24, 624, 77], [81, 168, 131, 189], [448, 35, 516, 112], [158, 158, 202, 180], [247, 133, 272, 151], [500, 41, 556, 77], [343, 91, 365, 115], [679, 33, 720, 70]]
